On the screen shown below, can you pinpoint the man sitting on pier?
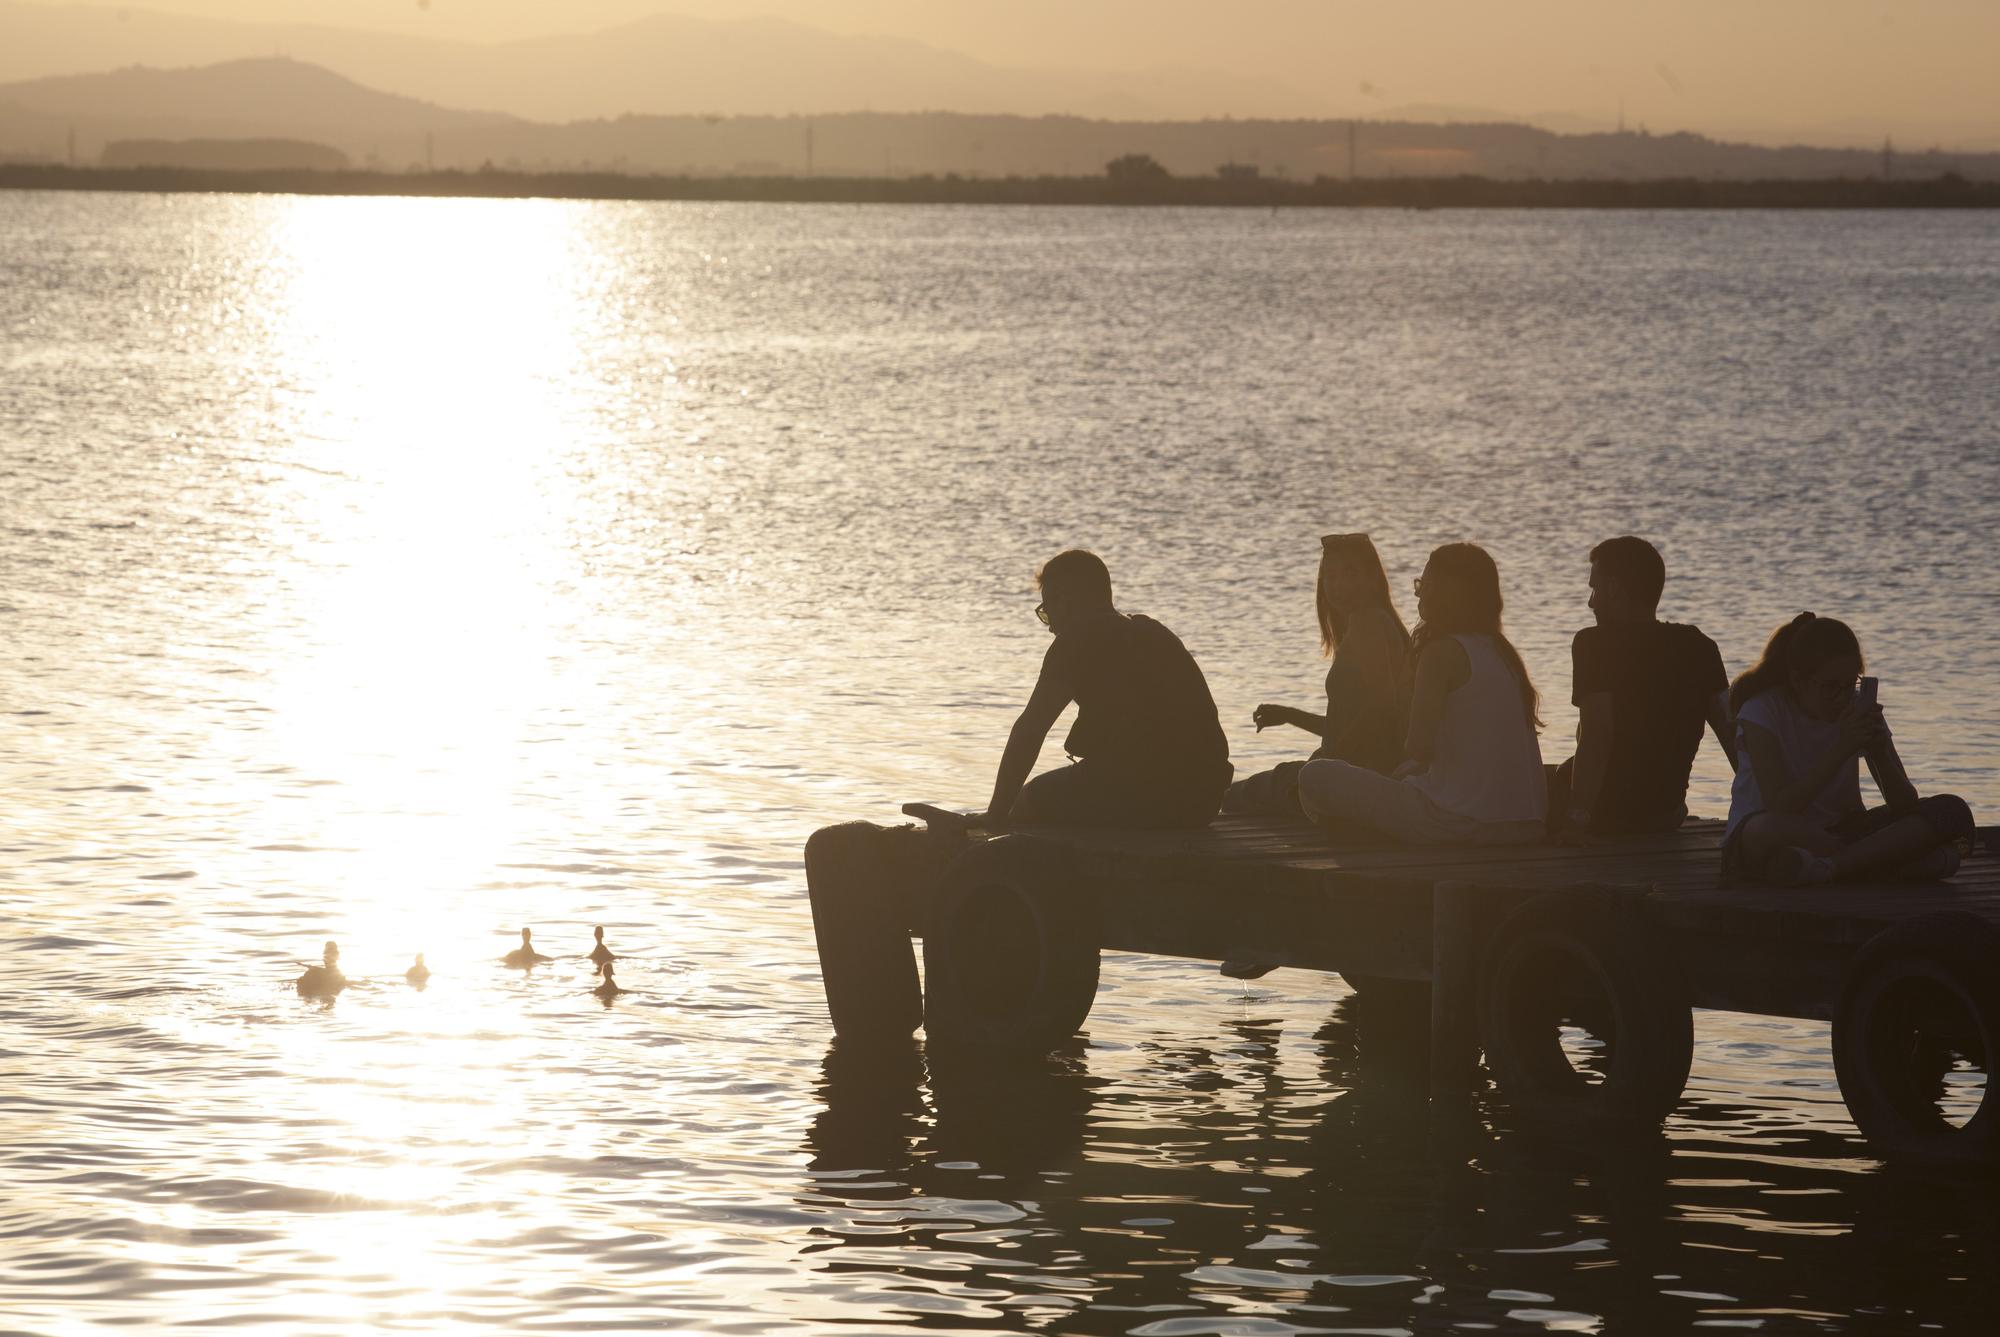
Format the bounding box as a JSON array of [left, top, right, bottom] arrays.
[[978, 549, 1232, 830], [1555, 536, 1738, 836]]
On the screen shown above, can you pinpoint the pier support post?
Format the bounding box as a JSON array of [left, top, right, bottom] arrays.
[[1429, 881, 1486, 1112], [806, 821, 961, 1043]]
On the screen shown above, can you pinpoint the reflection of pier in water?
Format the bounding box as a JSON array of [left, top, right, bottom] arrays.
[[800, 994, 2000, 1333]]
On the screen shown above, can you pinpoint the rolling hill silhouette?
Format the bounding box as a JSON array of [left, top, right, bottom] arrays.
[[0, 55, 511, 165], [0, 56, 513, 134], [0, 0, 1303, 123]]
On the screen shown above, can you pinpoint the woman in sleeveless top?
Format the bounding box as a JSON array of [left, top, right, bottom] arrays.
[[1297, 542, 1546, 845], [1224, 532, 1410, 816]]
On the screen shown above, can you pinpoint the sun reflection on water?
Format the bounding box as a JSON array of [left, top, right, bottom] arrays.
[[249, 199, 617, 938], [208, 198, 670, 1305]]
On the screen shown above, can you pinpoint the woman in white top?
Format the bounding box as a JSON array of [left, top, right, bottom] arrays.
[[1723, 612, 1972, 886], [1298, 542, 1546, 844]]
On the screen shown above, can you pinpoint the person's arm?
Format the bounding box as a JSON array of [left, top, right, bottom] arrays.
[[1252, 703, 1326, 735], [980, 650, 1074, 827], [1565, 627, 1609, 827], [1862, 709, 1918, 809], [1399, 637, 1468, 776], [1705, 691, 1740, 772], [1570, 691, 1614, 826], [1738, 704, 1874, 817]]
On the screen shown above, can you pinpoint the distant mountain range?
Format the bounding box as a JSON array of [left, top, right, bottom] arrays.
[[0, 56, 513, 150], [3, 57, 1994, 183], [0, 0, 1316, 123]]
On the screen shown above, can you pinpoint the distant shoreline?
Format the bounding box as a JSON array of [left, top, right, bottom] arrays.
[[4, 164, 1997, 209]]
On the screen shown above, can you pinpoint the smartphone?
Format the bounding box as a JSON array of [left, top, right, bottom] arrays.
[[1858, 676, 1879, 709]]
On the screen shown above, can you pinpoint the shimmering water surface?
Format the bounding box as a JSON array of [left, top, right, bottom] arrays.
[[4, 192, 1998, 1334]]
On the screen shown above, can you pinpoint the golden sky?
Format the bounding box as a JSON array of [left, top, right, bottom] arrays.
[[35, 0, 2000, 146]]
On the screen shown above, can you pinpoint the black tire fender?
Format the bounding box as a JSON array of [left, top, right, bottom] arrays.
[[1833, 912, 2000, 1166], [1477, 890, 1693, 1127], [923, 836, 1101, 1052]]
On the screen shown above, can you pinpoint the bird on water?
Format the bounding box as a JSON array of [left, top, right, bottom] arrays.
[[588, 925, 615, 977], [405, 953, 430, 987], [504, 928, 552, 968], [592, 961, 627, 1001], [296, 941, 347, 998]]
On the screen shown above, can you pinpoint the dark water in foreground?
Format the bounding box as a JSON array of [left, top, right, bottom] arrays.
[[3, 193, 1998, 1333]]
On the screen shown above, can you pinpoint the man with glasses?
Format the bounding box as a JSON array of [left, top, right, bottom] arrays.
[[978, 549, 1230, 830]]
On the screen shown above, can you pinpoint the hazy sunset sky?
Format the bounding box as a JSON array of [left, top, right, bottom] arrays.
[[32, 0, 2000, 145]]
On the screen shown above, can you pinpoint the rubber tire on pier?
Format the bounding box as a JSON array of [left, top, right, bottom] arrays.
[[1477, 890, 1693, 1128], [1832, 913, 2000, 1166], [923, 836, 1101, 1052]]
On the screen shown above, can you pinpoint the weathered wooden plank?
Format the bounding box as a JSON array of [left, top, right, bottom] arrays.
[[942, 814, 2000, 1022], [1093, 872, 1440, 980]]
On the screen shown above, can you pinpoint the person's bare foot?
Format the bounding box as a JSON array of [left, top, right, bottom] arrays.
[[1766, 845, 1836, 887], [1893, 845, 1961, 882]]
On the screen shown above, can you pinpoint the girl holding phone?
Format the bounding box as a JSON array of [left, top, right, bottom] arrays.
[[1722, 612, 1973, 886]]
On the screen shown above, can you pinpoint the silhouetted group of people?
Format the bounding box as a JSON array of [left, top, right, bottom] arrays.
[[976, 538, 1973, 887]]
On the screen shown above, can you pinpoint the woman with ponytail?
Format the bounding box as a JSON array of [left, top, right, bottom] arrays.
[[1296, 542, 1546, 845], [1723, 613, 1973, 886]]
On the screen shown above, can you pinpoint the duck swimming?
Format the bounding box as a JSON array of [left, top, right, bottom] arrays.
[[588, 926, 615, 977], [296, 941, 347, 998], [405, 953, 430, 987], [592, 961, 626, 1001], [503, 927, 552, 968]]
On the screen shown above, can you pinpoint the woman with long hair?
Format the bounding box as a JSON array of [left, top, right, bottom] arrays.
[[1224, 533, 1409, 815], [1297, 541, 1546, 844], [1722, 612, 1971, 885]]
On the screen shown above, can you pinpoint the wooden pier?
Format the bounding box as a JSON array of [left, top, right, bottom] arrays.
[[805, 812, 2000, 1166]]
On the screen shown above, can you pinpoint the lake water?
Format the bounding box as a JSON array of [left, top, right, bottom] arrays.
[[3, 191, 1998, 1334]]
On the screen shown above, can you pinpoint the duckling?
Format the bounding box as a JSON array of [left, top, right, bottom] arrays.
[[503, 927, 552, 968], [296, 941, 347, 998], [405, 953, 430, 987], [588, 925, 615, 977], [592, 961, 627, 1001]]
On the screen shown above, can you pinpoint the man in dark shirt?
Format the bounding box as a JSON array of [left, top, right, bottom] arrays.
[[978, 549, 1232, 829], [1560, 536, 1737, 835]]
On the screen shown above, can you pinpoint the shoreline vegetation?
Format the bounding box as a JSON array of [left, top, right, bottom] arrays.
[[4, 163, 1998, 209]]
